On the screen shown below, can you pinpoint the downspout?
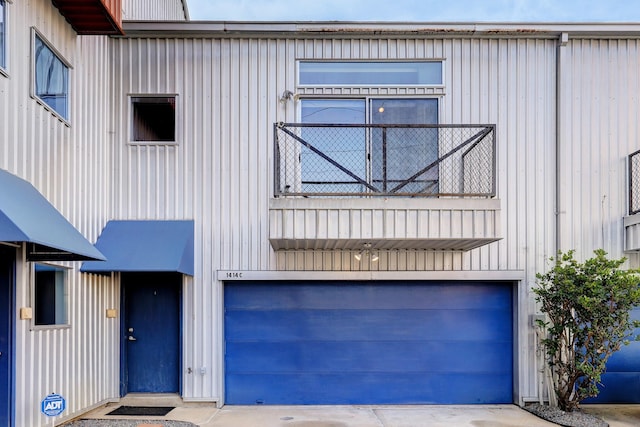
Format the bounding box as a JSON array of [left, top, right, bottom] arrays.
[[539, 31, 569, 407], [556, 32, 569, 256]]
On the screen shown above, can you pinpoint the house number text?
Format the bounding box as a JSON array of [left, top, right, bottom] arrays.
[[225, 272, 243, 278]]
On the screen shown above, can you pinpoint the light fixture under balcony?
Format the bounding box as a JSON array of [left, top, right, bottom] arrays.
[[354, 243, 379, 262]]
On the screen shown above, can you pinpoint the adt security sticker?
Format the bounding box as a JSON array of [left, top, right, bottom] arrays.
[[41, 394, 66, 417]]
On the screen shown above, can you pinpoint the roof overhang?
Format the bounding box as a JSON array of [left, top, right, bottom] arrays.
[[52, 0, 124, 35], [121, 21, 640, 39], [81, 220, 195, 275], [0, 169, 106, 261]]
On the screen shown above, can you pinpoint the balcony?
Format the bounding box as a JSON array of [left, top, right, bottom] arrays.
[[625, 149, 640, 251], [52, 0, 124, 35], [270, 123, 502, 252]]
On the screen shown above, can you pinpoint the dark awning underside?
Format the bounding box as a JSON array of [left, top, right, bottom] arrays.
[[0, 169, 106, 261], [81, 220, 194, 275]]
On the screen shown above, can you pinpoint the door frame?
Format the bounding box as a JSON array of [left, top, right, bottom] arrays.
[[119, 272, 183, 396], [0, 245, 15, 427]]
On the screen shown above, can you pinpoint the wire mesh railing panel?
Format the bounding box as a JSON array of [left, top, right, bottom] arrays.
[[275, 123, 496, 198], [629, 150, 640, 215]]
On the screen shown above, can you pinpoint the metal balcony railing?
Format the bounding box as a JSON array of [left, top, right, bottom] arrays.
[[629, 149, 640, 215], [274, 123, 496, 198]]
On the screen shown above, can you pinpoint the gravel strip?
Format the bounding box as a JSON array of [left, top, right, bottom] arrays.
[[524, 403, 608, 427]]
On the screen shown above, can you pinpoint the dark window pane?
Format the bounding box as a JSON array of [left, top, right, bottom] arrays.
[[34, 264, 66, 326], [132, 97, 176, 141], [35, 271, 55, 325]]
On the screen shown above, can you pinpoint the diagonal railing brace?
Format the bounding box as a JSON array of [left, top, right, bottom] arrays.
[[278, 124, 378, 192], [389, 127, 493, 193]]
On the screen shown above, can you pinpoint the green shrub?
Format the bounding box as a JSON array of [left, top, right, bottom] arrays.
[[534, 249, 640, 411]]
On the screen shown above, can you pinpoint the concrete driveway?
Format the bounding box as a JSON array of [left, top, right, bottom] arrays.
[[582, 404, 640, 427], [76, 399, 640, 427], [198, 405, 560, 427]]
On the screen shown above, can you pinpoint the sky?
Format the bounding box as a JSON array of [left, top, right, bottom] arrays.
[[185, 0, 640, 22]]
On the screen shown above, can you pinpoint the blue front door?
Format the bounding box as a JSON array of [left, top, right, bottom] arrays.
[[122, 273, 181, 394], [0, 247, 13, 426]]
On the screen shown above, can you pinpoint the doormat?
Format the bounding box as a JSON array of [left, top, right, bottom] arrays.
[[106, 406, 175, 416]]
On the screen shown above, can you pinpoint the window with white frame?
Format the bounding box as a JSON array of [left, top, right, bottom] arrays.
[[33, 31, 70, 120], [294, 61, 442, 195], [131, 96, 177, 143], [299, 61, 443, 86], [0, 0, 6, 71], [33, 263, 68, 326], [299, 98, 438, 194]]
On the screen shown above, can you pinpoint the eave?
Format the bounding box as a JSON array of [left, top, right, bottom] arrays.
[[52, 0, 124, 35]]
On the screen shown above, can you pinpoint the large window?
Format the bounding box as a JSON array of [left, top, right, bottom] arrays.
[[300, 99, 366, 193], [370, 99, 439, 193], [33, 31, 70, 120], [33, 264, 68, 326], [0, 0, 6, 71], [299, 98, 438, 194]]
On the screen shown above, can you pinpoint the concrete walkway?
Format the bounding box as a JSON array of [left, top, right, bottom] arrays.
[[75, 395, 640, 427]]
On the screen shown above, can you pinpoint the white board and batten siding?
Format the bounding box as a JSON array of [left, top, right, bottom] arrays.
[[0, 1, 119, 426], [110, 30, 563, 403], [558, 38, 640, 264], [122, 0, 189, 21]]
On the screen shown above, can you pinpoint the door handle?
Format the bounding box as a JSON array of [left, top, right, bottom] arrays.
[[128, 336, 137, 341]]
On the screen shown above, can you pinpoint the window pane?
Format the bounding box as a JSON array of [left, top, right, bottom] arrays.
[[0, 0, 5, 69], [300, 100, 366, 193], [132, 96, 176, 142], [34, 264, 67, 326], [371, 99, 439, 194], [300, 62, 442, 86], [34, 34, 69, 119]]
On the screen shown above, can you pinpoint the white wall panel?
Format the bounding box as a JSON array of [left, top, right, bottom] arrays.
[[558, 38, 640, 266], [122, 0, 188, 21], [0, 1, 118, 426]]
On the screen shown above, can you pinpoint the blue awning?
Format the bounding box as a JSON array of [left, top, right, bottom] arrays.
[[0, 169, 106, 261], [81, 220, 194, 275]]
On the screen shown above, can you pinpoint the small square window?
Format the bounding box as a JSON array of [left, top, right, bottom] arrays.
[[33, 31, 70, 120], [33, 264, 67, 326], [131, 96, 176, 142]]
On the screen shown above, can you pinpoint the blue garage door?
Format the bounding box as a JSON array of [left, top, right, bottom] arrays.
[[587, 307, 640, 403], [224, 281, 513, 404]]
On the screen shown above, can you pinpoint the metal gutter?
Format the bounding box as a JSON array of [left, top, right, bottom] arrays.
[[120, 21, 640, 39]]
